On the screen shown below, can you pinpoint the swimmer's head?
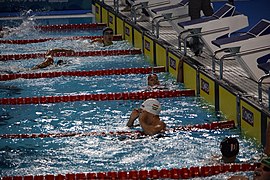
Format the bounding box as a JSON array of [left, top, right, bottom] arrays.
[[147, 74, 160, 86], [140, 98, 161, 116], [103, 27, 113, 36], [102, 27, 114, 46], [220, 137, 239, 158], [57, 60, 65, 66]]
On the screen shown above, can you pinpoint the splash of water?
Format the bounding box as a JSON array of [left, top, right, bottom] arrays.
[[2, 9, 40, 39]]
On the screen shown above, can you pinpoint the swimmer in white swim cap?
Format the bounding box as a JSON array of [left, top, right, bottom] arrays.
[[126, 98, 166, 135]]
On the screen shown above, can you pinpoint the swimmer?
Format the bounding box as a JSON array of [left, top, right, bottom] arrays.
[[92, 27, 114, 47], [228, 157, 270, 180], [148, 74, 160, 87], [126, 98, 166, 135], [210, 137, 240, 163], [228, 122, 270, 179], [0, 26, 3, 38], [253, 157, 270, 180], [0, 26, 12, 38], [220, 137, 240, 163], [31, 48, 74, 70], [146, 74, 168, 90]]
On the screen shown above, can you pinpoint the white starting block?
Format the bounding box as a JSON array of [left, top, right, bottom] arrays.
[[129, 0, 179, 23], [212, 19, 270, 82], [169, 3, 249, 54], [148, 0, 189, 27]]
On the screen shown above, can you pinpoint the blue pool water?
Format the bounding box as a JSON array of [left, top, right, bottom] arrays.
[[0, 72, 180, 98], [0, 17, 263, 178]]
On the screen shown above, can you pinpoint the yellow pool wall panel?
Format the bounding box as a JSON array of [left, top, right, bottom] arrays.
[[134, 29, 143, 49], [108, 12, 116, 32], [200, 74, 215, 106], [124, 23, 133, 44], [116, 17, 124, 38], [183, 62, 197, 93], [101, 7, 108, 25], [240, 100, 261, 143], [94, 3, 101, 23], [155, 44, 167, 68], [219, 86, 237, 124], [143, 36, 154, 64], [168, 53, 180, 79]]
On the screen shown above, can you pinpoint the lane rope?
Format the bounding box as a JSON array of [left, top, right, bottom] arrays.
[[0, 66, 165, 81], [0, 162, 259, 180], [0, 49, 142, 61], [0, 89, 195, 105], [0, 34, 123, 44], [0, 120, 235, 139], [34, 23, 107, 31]]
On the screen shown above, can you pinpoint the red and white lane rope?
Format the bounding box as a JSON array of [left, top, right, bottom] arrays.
[[0, 89, 195, 105], [0, 49, 142, 61], [0, 35, 123, 44], [0, 120, 235, 139], [1, 162, 259, 180], [34, 23, 107, 31], [0, 66, 165, 81]]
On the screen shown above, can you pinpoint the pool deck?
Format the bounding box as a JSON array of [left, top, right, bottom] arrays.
[[103, 0, 270, 113]]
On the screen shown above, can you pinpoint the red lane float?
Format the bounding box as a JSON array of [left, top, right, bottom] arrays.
[[0, 130, 142, 139], [0, 35, 123, 44], [0, 89, 195, 105], [0, 120, 235, 139], [171, 120, 235, 131], [35, 23, 107, 31], [0, 66, 165, 81], [0, 49, 142, 61], [1, 163, 259, 180]]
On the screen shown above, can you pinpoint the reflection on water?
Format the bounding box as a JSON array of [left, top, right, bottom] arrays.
[[0, 109, 12, 126], [0, 99, 263, 178], [0, 85, 22, 97], [0, 130, 262, 177]]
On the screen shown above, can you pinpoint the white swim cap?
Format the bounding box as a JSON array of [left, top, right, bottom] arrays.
[[140, 98, 161, 115]]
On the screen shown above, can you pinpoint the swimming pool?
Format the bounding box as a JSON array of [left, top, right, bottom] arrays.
[[0, 17, 262, 178]]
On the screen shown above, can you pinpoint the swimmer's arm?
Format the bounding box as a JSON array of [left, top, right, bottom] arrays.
[[227, 175, 248, 180], [126, 109, 140, 127], [31, 62, 48, 70], [91, 38, 103, 44], [31, 60, 52, 70], [265, 121, 270, 156], [31, 66, 39, 70]]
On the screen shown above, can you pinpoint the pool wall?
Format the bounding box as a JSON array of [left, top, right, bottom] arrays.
[[93, 1, 270, 147]]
